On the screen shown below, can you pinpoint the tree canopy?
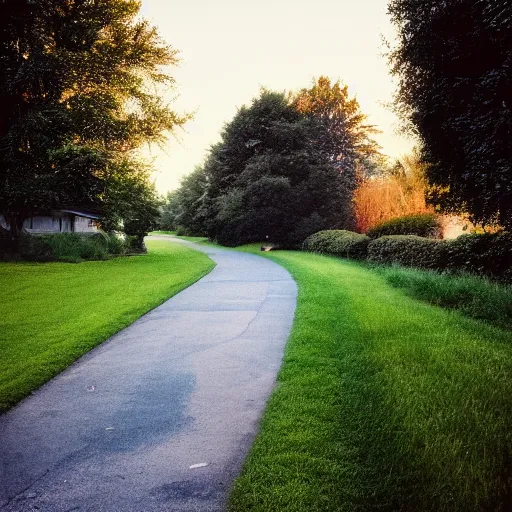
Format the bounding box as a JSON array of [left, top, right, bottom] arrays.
[[388, 0, 512, 229], [166, 79, 379, 246], [0, 0, 186, 239]]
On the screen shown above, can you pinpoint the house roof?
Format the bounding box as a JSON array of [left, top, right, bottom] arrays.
[[60, 209, 101, 220]]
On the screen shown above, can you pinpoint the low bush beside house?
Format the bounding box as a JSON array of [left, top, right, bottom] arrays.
[[366, 213, 442, 239], [303, 230, 370, 259], [5, 232, 131, 262]]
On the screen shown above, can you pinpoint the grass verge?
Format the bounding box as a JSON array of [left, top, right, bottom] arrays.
[[149, 232, 209, 243], [0, 239, 214, 412], [375, 264, 512, 331], [228, 248, 512, 511]]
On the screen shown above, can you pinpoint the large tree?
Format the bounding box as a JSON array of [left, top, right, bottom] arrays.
[[388, 0, 512, 228], [0, 0, 187, 240], [186, 84, 378, 246]]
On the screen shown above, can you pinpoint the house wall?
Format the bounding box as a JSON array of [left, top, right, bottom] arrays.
[[71, 216, 98, 233], [0, 214, 98, 233]]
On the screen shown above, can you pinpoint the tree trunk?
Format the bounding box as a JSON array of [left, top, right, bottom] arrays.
[[133, 234, 147, 253], [3, 212, 27, 243]]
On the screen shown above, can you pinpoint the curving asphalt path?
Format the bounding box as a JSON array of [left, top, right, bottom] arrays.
[[0, 237, 297, 512]]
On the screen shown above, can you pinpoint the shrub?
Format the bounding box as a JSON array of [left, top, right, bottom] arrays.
[[437, 232, 512, 280], [106, 233, 126, 255], [366, 213, 442, 239], [124, 235, 146, 253], [303, 230, 370, 259], [368, 232, 512, 283], [42, 233, 108, 260], [368, 235, 441, 269], [17, 234, 54, 262], [14, 233, 120, 261]]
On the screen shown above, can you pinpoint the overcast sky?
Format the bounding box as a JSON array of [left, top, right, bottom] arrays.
[[138, 0, 415, 193]]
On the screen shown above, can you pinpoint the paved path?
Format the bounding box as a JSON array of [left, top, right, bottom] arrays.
[[0, 237, 297, 512]]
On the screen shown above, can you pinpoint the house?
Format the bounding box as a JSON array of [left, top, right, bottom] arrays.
[[0, 209, 100, 234]]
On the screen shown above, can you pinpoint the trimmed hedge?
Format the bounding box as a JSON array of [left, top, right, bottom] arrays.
[[367, 232, 512, 282], [367, 235, 441, 269], [303, 229, 512, 283], [303, 230, 370, 259], [367, 213, 442, 239]]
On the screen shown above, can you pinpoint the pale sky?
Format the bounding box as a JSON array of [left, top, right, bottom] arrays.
[[138, 0, 415, 194]]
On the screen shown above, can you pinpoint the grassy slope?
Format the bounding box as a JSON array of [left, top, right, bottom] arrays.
[[0, 239, 214, 412], [229, 248, 512, 511], [374, 264, 512, 331]]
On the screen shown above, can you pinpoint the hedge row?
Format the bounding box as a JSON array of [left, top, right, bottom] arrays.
[[304, 230, 512, 282], [302, 230, 370, 259]]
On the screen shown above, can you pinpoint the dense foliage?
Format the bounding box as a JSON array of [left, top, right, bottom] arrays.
[[0, 0, 185, 241], [166, 80, 378, 246], [159, 166, 208, 236], [388, 0, 512, 229], [304, 228, 512, 282], [366, 213, 442, 239], [7, 232, 129, 262], [367, 232, 512, 282], [303, 230, 370, 259], [367, 235, 441, 269]]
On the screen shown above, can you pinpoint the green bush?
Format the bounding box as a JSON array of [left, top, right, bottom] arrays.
[[42, 233, 108, 260], [437, 232, 512, 279], [14, 233, 128, 261], [106, 233, 126, 255], [17, 234, 54, 262], [367, 213, 442, 239], [368, 235, 441, 269], [303, 230, 370, 259], [368, 232, 512, 282]]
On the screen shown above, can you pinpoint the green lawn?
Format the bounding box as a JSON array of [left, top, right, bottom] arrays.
[[229, 248, 512, 511], [0, 239, 214, 412], [374, 264, 512, 331], [149, 232, 209, 243]]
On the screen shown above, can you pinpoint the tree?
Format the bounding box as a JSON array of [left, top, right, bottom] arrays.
[[159, 190, 180, 231], [172, 166, 209, 235], [101, 159, 161, 251], [187, 86, 377, 246], [0, 0, 187, 240], [292, 76, 380, 178], [388, 0, 512, 229]]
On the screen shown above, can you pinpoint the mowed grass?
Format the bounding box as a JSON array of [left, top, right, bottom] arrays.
[[229, 249, 512, 511], [0, 239, 214, 412]]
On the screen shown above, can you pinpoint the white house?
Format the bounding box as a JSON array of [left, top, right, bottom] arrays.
[[0, 209, 100, 234]]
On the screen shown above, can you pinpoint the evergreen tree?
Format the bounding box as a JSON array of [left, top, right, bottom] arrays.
[[194, 88, 375, 246]]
